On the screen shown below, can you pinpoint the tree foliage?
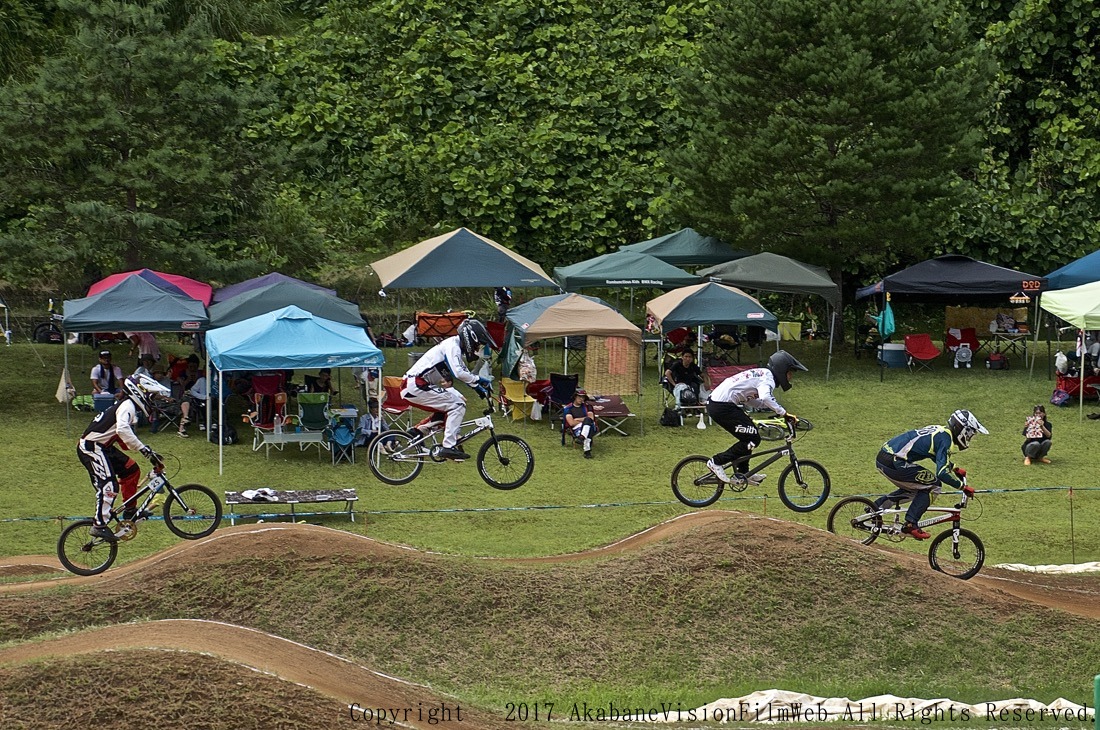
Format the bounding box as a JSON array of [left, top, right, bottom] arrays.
[[0, 0, 315, 290], [943, 0, 1100, 275], [669, 0, 994, 296], [230, 0, 706, 268]]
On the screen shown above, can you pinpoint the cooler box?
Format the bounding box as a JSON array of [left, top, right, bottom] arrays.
[[407, 351, 425, 369], [878, 343, 907, 369], [93, 393, 116, 412], [778, 321, 802, 341]]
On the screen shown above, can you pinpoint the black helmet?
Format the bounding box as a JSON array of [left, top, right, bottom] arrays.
[[457, 319, 495, 358], [948, 409, 988, 450], [767, 349, 808, 391]]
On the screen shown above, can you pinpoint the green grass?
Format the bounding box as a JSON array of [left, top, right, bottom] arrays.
[[1, 337, 1096, 565]]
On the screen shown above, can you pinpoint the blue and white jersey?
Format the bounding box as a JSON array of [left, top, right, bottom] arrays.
[[881, 426, 963, 489]]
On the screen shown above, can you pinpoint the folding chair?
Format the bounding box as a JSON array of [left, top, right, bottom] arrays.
[[707, 324, 741, 364], [905, 333, 942, 372], [381, 376, 413, 429], [245, 373, 287, 451], [546, 372, 579, 430], [564, 336, 587, 371], [329, 411, 357, 465], [297, 392, 331, 431], [149, 398, 183, 434], [500, 377, 537, 421]]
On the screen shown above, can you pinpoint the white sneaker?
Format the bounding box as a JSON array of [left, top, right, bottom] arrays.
[[706, 459, 732, 484], [747, 472, 767, 485]]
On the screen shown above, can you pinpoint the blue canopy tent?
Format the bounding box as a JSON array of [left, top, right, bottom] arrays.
[[206, 305, 384, 473], [1045, 249, 1100, 291]]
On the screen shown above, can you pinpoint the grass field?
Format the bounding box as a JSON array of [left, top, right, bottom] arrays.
[[1, 335, 1098, 729], [1, 336, 1096, 565]]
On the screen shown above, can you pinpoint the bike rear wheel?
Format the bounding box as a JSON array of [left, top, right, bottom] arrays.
[[57, 519, 118, 576], [33, 322, 63, 344], [671, 455, 725, 507], [928, 528, 984, 580], [477, 434, 534, 490], [777, 459, 830, 512], [164, 484, 222, 539], [367, 430, 423, 485], [826, 496, 881, 545]]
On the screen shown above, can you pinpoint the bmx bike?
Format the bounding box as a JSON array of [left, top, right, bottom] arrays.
[[366, 392, 534, 490], [671, 417, 830, 512], [58, 457, 222, 576], [826, 490, 984, 580]]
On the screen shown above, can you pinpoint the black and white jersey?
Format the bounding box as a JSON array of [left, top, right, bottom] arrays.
[[80, 397, 147, 452]]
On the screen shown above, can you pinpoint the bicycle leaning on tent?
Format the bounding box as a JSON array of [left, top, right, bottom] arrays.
[[670, 417, 830, 512], [365, 390, 534, 490], [826, 488, 985, 580], [57, 455, 221, 576]]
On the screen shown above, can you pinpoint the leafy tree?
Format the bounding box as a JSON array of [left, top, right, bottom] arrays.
[[943, 0, 1100, 275], [669, 0, 994, 307], [230, 0, 707, 272], [0, 0, 314, 291]]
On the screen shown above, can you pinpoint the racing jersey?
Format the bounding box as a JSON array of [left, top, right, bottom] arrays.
[[880, 426, 963, 489], [708, 367, 786, 416], [404, 337, 479, 389], [80, 397, 148, 453]]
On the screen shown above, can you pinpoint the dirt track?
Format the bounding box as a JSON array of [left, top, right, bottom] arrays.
[[1, 511, 1096, 722]]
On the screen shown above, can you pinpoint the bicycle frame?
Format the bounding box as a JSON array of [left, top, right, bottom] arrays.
[[726, 426, 805, 482], [387, 408, 498, 465], [858, 494, 970, 539]]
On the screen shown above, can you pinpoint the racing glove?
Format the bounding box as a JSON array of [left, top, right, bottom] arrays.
[[962, 485, 975, 497], [140, 446, 163, 466]]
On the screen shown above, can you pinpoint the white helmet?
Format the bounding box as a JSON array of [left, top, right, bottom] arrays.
[[948, 409, 988, 450], [123, 373, 171, 417]]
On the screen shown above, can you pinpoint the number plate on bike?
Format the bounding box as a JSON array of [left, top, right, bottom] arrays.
[[149, 474, 167, 492], [473, 416, 492, 428]]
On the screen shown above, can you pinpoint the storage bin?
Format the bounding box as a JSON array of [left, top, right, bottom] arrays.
[[407, 351, 425, 369], [778, 321, 802, 341], [93, 393, 116, 412]]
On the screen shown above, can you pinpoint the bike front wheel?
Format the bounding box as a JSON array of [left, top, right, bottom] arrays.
[[928, 528, 985, 580], [367, 430, 423, 485], [777, 459, 830, 512], [57, 519, 118, 576], [477, 434, 534, 490], [826, 496, 881, 545], [671, 455, 725, 507], [164, 484, 222, 539], [33, 322, 63, 344]]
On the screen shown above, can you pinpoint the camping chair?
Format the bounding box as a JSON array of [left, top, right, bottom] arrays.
[[328, 407, 357, 465], [563, 335, 587, 371], [707, 324, 741, 364], [904, 334, 942, 372], [381, 376, 413, 429], [500, 377, 537, 422], [244, 373, 287, 451], [416, 311, 467, 341], [546, 372, 579, 430], [663, 327, 695, 356], [149, 397, 183, 434], [297, 392, 331, 432]]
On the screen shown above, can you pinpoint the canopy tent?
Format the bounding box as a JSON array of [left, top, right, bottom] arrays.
[[371, 227, 557, 290], [1045, 249, 1100, 291], [502, 294, 644, 419], [553, 251, 699, 291], [620, 227, 749, 268], [646, 282, 777, 332], [213, 273, 336, 303], [698, 251, 841, 378], [206, 305, 385, 472], [63, 275, 209, 333], [1040, 281, 1100, 418], [208, 282, 364, 329], [88, 269, 213, 306], [646, 283, 778, 371], [856, 255, 1046, 303]]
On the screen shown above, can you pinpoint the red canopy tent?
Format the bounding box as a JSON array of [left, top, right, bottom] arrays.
[[88, 269, 213, 306]]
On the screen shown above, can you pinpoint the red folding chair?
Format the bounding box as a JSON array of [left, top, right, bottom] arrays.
[[381, 376, 414, 429], [904, 334, 942, 372]]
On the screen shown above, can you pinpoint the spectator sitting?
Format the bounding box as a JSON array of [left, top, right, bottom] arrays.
[[664, 350, 706, 406], [306, 367, 338, 397], [356, 398, 386, 447], [563, 388, 597, 459], [133, 353, 156, 378], [91, 350, 124, 395], [177, 359, 208, 438]]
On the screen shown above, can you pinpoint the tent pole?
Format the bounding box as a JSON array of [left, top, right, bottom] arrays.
[[218, 371, 224, 475], [64, 335, 71, 438], [826, 304, 834, 382]]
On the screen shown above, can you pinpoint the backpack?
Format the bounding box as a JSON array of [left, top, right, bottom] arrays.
[[208, 421, 239, 445], [659, 407, 681, 427], [1050, 388, 1071, 407], [986, 352, 1008, 370]]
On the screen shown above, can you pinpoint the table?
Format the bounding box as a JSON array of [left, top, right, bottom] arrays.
[[988, 331, 1029, 363], [223, 488, 358, 525], [254, 429, 330, 459], [591, 395, 636, 436]]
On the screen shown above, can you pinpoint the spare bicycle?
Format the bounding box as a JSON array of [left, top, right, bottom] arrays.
[[671, 418, 830, 512], [826, 490, 984, 580], [58, 457, 222, 576], [366, 391, 534, 489]]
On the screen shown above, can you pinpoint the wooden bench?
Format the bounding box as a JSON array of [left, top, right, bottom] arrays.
[[223, 488, 358, 525]]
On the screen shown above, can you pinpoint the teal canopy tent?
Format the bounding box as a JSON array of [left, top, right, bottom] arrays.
[[620, 228, 749, 268], [554, 251, 699, 291], [208, 282, 364, 328]]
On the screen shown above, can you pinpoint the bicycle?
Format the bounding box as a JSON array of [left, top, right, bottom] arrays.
[[57, 457, 222, 576], [366, 391, 534, 490], [826, 490, 984, 580], [31, 298, 65, 344], [671, 418, 830, 512]]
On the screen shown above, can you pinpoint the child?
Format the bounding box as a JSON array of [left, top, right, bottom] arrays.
[[1021, 404, 1052, 465], [357, 398, 386, 447]]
